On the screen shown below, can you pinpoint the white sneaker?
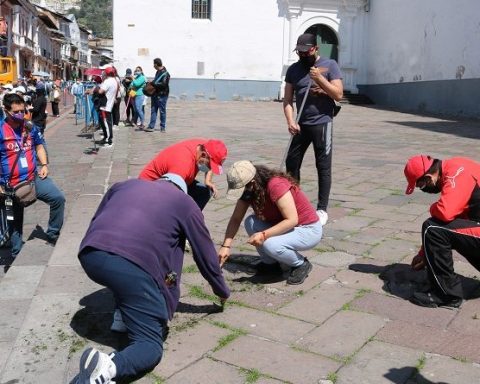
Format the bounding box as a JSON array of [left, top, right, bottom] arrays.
[[110, 309, 127, 333], [78, 347, 117, 384], [102, 143, 113, 148], [112, 125, 119, 130], [317, 209, 328, 226]]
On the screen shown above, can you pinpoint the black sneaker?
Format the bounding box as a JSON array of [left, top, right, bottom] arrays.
[[254, 261, 283, 275], [287, 259, 312, 285], [411, 291, 463, 309]]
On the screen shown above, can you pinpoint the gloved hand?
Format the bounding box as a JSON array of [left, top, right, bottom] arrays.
[[411, 247, 426, 271]]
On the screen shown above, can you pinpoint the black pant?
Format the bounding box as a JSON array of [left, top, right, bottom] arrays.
[[286, 122, 333, 211], [112, 99, 120, 126], [100, 110, 113, 145], [422, 217, 480, 298], [51, 101, 59, 116]]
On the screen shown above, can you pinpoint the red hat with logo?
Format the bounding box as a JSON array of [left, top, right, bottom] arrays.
[[404, 155, 434, 195], [204, 139, 227, 175]]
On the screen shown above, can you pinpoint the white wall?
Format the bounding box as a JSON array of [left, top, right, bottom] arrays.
[[114, 0, 285, 80], [364, 0, 480, 84]]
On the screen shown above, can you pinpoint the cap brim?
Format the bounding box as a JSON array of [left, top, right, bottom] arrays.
[[210, 162, 223, 175], [226, 186, 245, 201], [405, 184, 415, 195], [295, 44, 313, 52]]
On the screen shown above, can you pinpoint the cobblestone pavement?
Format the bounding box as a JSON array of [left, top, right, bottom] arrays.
[[0, 99, 479, 384]]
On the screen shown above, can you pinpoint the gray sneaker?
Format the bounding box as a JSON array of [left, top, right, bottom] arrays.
[[287, 259, 312, 285]]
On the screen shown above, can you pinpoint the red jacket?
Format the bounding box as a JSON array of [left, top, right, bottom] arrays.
[[431, 157, 480, 222]]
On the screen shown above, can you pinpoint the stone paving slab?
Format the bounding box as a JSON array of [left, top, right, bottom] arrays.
[[336, 340, 422, 384], [277, 282, 358, 324], [210, 305, 316, 344], [296, 310, 386, 360], [0, 266, 45, 300], [413, 353, 480, 384], [153, 321, 231, 379], [211, 335, 341, 384], [165, 357, 245, 384], [351, 292, 457, 328], [376, 318, 480, 363]]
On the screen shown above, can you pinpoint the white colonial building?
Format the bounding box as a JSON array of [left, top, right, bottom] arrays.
[[114, 0, 480, 117]]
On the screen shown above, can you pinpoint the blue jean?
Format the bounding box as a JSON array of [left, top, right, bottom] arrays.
[[244, 214, 322, 267], [134, 95, 145, 125], [187, 180, 211, 210], [11, 175, 65, 256], [148, 95, 168, 130], [79, 249, 168, 380]]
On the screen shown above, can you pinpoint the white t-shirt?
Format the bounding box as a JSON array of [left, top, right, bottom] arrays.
[[100, 77, 118, 112]]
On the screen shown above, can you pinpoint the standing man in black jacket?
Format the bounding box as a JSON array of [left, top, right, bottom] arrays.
[[145, 58, 170, 132], [30, 82, 47, 134]]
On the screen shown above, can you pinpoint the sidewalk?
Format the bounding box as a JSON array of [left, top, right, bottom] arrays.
[[0, 100, 479, 383]]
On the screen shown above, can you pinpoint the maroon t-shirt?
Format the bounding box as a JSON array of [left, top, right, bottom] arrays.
[[249, 177, 318, 225]]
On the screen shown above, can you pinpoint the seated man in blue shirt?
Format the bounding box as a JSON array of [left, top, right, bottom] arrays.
[[73, 173, 230, 384]]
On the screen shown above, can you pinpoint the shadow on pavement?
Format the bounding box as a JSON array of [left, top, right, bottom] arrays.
[[176, 301, 224, 314], [385, 120, 480, 140], [384, 366, 451, 384], [70, 288, 129, 351], [349, 262, 480, 301], [224, 253, 287, 284]]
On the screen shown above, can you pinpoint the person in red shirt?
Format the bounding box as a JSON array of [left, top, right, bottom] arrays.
[[404, 154, 480, 308], [139, 138, 227, 209], [218, 160, 322, 285]]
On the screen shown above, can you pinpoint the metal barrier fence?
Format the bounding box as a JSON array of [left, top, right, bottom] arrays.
[[74, 84, 99, 128]]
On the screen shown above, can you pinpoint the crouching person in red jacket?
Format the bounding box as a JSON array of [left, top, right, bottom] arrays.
[[72, 173, 229, 384], [405, 155, 480, 308]]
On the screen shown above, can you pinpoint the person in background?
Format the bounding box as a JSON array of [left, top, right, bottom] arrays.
[[219, 161, 322, 285], [50, 84, 61, 117], [111, 67, 122, 129], [130, 66, 146, 129], [30, 82, 48, 134], [71, 79, 84, 114], [122, 68, 134, 126], [145, 58, 170, 133], [97, 67, 118, 148]]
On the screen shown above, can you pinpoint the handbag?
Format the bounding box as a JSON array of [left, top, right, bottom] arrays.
[[13, 180, 36, 207], [143, 81, 156, 97], [6, 135, 37, 207], [128, 89, 136, 98]]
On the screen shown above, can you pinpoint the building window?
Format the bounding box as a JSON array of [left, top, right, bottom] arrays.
[[192, 0, 210, 19]]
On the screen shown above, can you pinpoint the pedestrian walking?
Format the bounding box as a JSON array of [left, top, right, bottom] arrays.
[[97, 67, 118, 148], [283, 33, 343, 226], [50, 84, 61, 117]]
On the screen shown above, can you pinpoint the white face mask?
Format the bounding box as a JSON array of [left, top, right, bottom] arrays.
[[197, 163, 210, 173]]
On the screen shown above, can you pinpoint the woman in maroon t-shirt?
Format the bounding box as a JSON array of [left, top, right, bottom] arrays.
[[219, 161, 322, 285]]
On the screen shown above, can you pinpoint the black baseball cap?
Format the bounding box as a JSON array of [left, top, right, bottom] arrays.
[[295, 33, 317, 52]]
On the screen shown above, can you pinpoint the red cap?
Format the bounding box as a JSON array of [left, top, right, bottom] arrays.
[[404, 155, 434, 194], [104, 66, 116, 77], [204, 140, 227, 175]]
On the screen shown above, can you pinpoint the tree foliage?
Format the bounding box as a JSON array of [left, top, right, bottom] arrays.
[[67, 0, 112, 38]]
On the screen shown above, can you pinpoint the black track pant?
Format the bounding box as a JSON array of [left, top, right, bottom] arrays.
[[286, 122, 333, 211], [422, 217, 480, 298]]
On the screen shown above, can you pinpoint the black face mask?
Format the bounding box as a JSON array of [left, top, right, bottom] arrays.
[[299, 55, 316, 68], [421, 184, 441, 194]]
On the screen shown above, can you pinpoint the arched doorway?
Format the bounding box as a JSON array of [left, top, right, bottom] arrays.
[[305, 24, 338, 61]]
